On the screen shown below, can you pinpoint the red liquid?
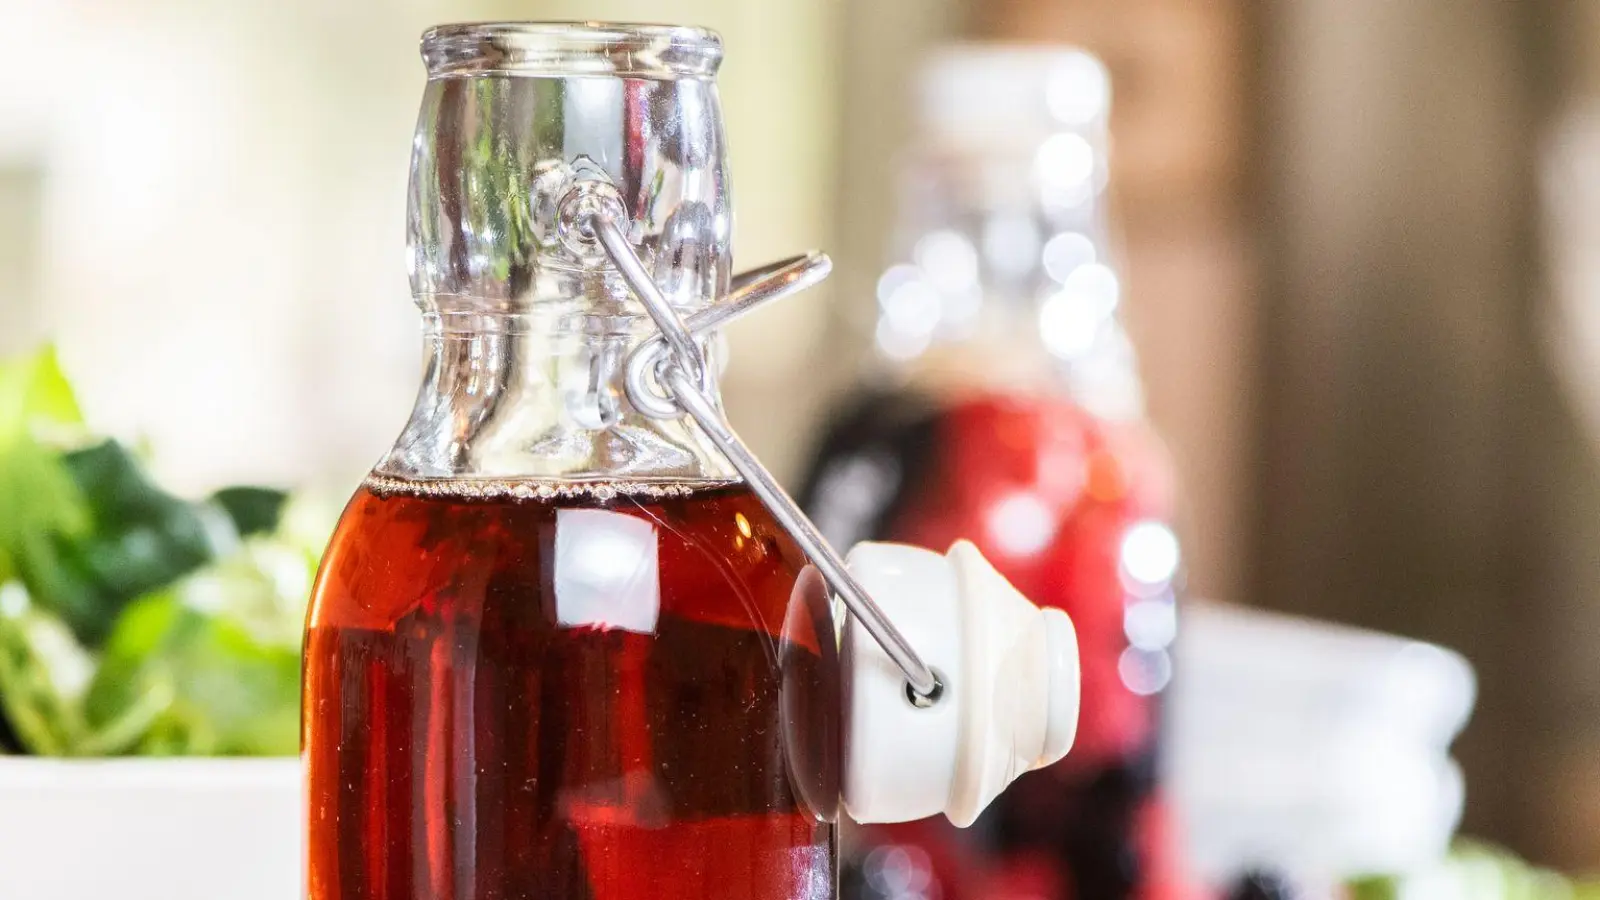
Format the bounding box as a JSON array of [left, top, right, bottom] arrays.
[[304, 477, 839, 900]]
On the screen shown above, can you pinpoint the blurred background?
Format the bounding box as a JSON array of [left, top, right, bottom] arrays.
[[0, 0, 1598, 878]]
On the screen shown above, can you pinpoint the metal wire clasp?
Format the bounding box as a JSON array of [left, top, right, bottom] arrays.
[[565, 187, 942, 703]]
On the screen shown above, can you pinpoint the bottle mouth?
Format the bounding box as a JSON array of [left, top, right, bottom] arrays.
[[422, 22, 723, 79]]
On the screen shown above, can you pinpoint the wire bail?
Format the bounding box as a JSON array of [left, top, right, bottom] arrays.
[[563, 185, 942, 702]]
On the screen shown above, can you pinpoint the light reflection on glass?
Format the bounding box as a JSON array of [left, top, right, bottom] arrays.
[[810, 453, 901, 549], [862, 844, 939, 900], [1045, 51, 1111, 126], [913, 229, 979, 292], [940, 283, 984, 333], [1125, 596, 1178, 651], [1119, 646, 1173, 696], [876, 263, 924, 305], [1120, 520, 1181, 588], [553, 508, 660, 634], [1062, 262, 1120, 312], [1034, 132, 1096, 193], [1040, 176, 1097, 214], [1039, 287, 1105, 360], [1041, 231, 1097, 282], [880, 278, 941, 334], [1038, 261, 1122, 361], [982, 211, 1041, 279], [985, 491, 1058, 558], [875, 318, 931, 362]]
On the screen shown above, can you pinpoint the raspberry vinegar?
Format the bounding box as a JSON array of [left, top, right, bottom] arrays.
[[305, 477, 839, 900]]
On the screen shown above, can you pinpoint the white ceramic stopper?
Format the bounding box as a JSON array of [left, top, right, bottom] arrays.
[[840, 540, 1080, 826]]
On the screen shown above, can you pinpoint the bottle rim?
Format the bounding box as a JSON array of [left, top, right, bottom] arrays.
[[422, 21, 723, 79]]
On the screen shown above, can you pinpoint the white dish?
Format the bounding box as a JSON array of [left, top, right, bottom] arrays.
[[0, 757, 301, 900]]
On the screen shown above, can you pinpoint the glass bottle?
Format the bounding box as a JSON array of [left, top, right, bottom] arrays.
[[304, 24, 837, 900], [799, 46, 1185, 900]]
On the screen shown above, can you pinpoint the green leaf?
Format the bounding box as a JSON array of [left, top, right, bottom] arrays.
[[21, 439, 237, 645], [1346, 875, 1400, 900], [209, 486, 289, 538], [85, 534, 309, 756], [0, 345, 84, 440], [0, 346, 312, 756], [0, 348, 95, 745], [0, 443, 88, 585], [0, 582, 96, 755], [1354, 841, 1600, 900], [0, 348, 91, 588]]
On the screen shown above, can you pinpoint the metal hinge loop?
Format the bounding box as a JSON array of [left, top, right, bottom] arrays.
[[568, 190, 941, 702]]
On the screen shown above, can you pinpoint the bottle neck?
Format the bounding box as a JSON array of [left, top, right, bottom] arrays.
[[376, 299, 734, 484], [872, 142, 1145, 421], [386, 24, 740, 486]]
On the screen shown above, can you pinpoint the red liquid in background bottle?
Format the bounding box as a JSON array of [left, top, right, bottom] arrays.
[[304, 478, 839, 900], [803, 391, 1183, 900]]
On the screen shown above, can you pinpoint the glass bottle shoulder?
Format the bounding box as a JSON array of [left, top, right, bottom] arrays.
[[306, 474, 810, 642]]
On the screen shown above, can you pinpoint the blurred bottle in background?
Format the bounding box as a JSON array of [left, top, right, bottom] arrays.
[[798, 46, 1186, 900]]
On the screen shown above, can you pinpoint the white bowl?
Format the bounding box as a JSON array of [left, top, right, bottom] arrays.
[[1170, 600, 1476, 886], [0, 757, 301, 900]]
